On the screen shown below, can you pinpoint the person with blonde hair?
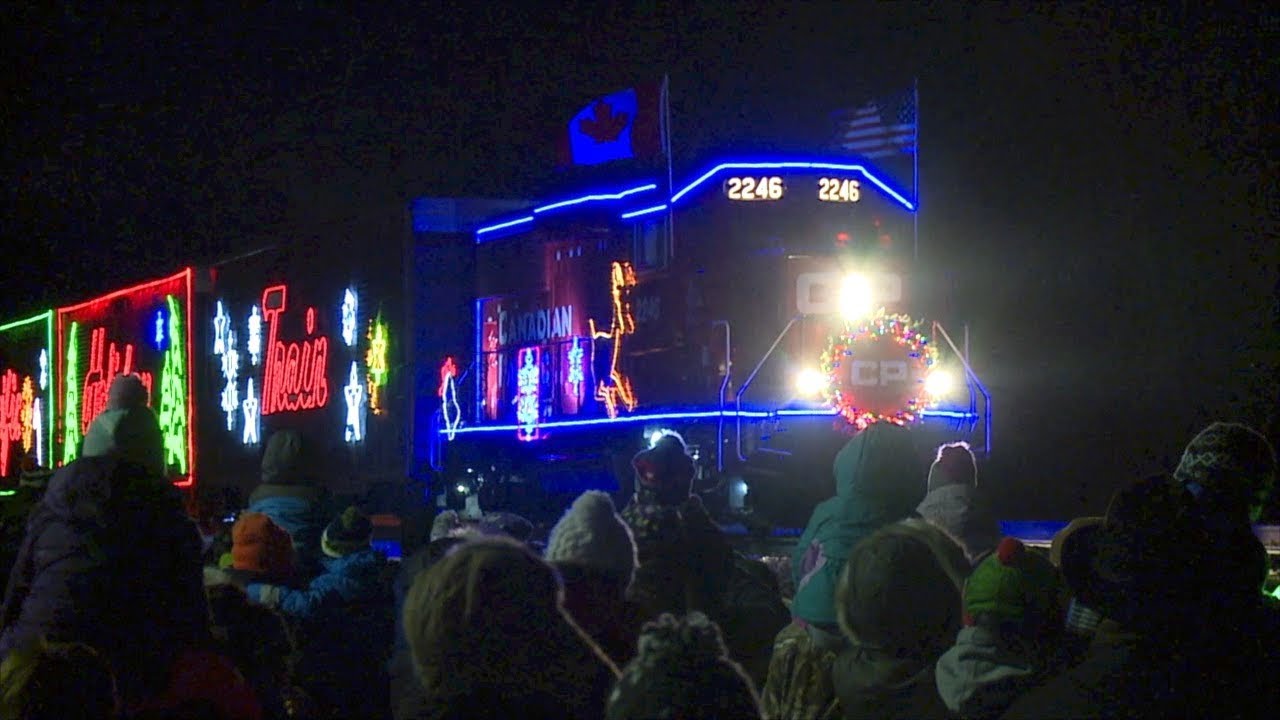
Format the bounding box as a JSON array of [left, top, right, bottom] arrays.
[[403, 536, 618, 720]]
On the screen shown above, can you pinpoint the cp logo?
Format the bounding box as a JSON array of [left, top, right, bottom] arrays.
[[850, 360, 909, 386], [795, 272, 902, 315]]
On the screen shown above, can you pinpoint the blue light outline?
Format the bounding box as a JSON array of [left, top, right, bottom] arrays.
[[534, 183, 658, 215], [620, 204, 669, 220], [440, 406, 976, 435], [475, 215, 534, 237], [668, 161, 916, 211]]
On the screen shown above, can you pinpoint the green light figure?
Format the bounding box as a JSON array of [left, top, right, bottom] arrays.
[[156, 295, 188, 475], [61, 322, 81, 465]]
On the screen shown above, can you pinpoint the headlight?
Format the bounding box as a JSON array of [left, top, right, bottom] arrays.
[[795, 368, 826, 396], [838, 273, 874, 321], [924, 369, 954, 398]]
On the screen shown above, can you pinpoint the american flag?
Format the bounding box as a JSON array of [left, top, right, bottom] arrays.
[[834, 90, 917, 159]]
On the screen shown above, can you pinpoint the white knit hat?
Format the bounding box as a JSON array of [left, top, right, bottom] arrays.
[[544, 491, 637, 587]]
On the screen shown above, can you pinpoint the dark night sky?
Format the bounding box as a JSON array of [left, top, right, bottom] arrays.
[[2, 2, 1275, 519]]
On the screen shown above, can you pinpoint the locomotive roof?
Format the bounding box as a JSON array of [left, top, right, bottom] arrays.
[[472, 156, 918, 244]]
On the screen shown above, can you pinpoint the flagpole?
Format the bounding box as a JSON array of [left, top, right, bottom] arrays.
[[663, 74, 675, 259], [913, 76, 920, 264]]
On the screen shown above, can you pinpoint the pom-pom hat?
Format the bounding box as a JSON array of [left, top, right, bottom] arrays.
[[545, 491, 637, 587], [963, 537, 1063, 626], [321, 506, 374, 558]]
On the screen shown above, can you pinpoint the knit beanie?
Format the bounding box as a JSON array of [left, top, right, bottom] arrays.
[[80, 375, 165, 478], [631, 432, 696, 507], [231, 513, 297, 578], [606, 612, 762, 720], [260, 429, 313, 486], [927, 442, 977, 492], [1174, 422, 1276, 523], [963, 538, 1064, 631], [836, 524, 960, 655], [321, 506, 373, 558], [545, 491, 638, 588]]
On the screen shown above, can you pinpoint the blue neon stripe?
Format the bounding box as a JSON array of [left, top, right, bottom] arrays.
[[668, 161, 916, 211], [440, 406, 977, 436], [535, 183, 658, 214], [620, 204, 668, 220], [475, 215, 534, 236]]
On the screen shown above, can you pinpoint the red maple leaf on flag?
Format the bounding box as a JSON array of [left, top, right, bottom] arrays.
[[579, 100, 630, 143]]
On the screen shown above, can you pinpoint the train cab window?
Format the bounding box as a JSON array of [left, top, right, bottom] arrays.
[[632, 216, 669, 271]]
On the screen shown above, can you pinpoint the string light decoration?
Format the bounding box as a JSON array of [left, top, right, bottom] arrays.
[[341, 288, 358, 347], [247, 306, 263, 366], [260, 284, 330, 415], [567, 337, 585, 403], [343, 361, 365, 443], [439, 357, 461, 441], [365, 312, 389, 415], [32, 396, 43, 467], [61, 322, 81, 465], [0, 371, 22, 473], [212, 300, 240, 432], [514, 347, 541, 441], [0, 312, 54, 475], [156, 295, 189, 475], [19, 376, 33, 456], [818, 311, 939, 430], [81, 328, 153, 434], [55, 268, 194, 484], [589, 261, 639, 418], [242, 378, 260, 445]]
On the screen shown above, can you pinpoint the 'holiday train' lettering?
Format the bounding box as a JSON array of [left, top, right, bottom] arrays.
[[498, 305, 574, 348], [81, 327, 154, 434], [260, 284, 329, 415]]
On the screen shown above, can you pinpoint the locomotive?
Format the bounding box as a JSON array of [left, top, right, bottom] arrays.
[[425, 155, 991, 529]]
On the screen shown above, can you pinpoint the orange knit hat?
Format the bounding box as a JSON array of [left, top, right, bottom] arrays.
[[231, 512, 296, 579]]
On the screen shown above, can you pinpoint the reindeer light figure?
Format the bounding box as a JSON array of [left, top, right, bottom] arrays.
[[590, 261, 639, 418]]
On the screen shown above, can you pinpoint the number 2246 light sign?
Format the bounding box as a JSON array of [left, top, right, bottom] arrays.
[[723, 176, 862, 203]]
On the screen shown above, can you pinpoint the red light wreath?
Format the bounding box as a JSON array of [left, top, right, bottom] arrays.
[[818, 311, 939, 430]]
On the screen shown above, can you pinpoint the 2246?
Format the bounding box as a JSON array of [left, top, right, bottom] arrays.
[[818, 177, 861, 203], [725, 176, 784, 201]]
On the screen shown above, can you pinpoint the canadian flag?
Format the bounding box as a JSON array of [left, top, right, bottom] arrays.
[[556, 82, 665, 167]]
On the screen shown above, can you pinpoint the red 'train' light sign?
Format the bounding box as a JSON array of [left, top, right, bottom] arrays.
[[260, 284, 330, 416]]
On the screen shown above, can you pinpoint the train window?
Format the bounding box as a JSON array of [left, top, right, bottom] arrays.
[[632, 216, 669, 271]]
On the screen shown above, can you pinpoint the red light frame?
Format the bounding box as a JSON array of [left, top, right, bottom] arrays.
[[56, 268, 196, 488]]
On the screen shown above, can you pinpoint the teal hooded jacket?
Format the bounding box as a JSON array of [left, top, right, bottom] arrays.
[[790, 424, 927, 629]]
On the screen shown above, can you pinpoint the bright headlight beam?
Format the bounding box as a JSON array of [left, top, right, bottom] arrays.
[[838, 274, 874, 321]]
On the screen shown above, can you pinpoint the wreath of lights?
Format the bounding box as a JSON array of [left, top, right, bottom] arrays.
[[818, 311, 939, 430]]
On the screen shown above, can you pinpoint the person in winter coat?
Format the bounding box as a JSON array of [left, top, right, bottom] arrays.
[[934, 537, 1067, 719], [247, 429, 331, 574], [830, 521, 963, 720], [791, 423, 927, 634], [403, 535, 619, 720], [204, 512, 300, 589], [916, 441, 1001, 564], [607, 612, 763, 720], [545, 491, 644, 666], [1002, 474, 1280, 719], [621, 432, 789, 687], [0, 374, 210, 710], [245, 506, 394, 719], [1174, 421, 1277, 599]]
